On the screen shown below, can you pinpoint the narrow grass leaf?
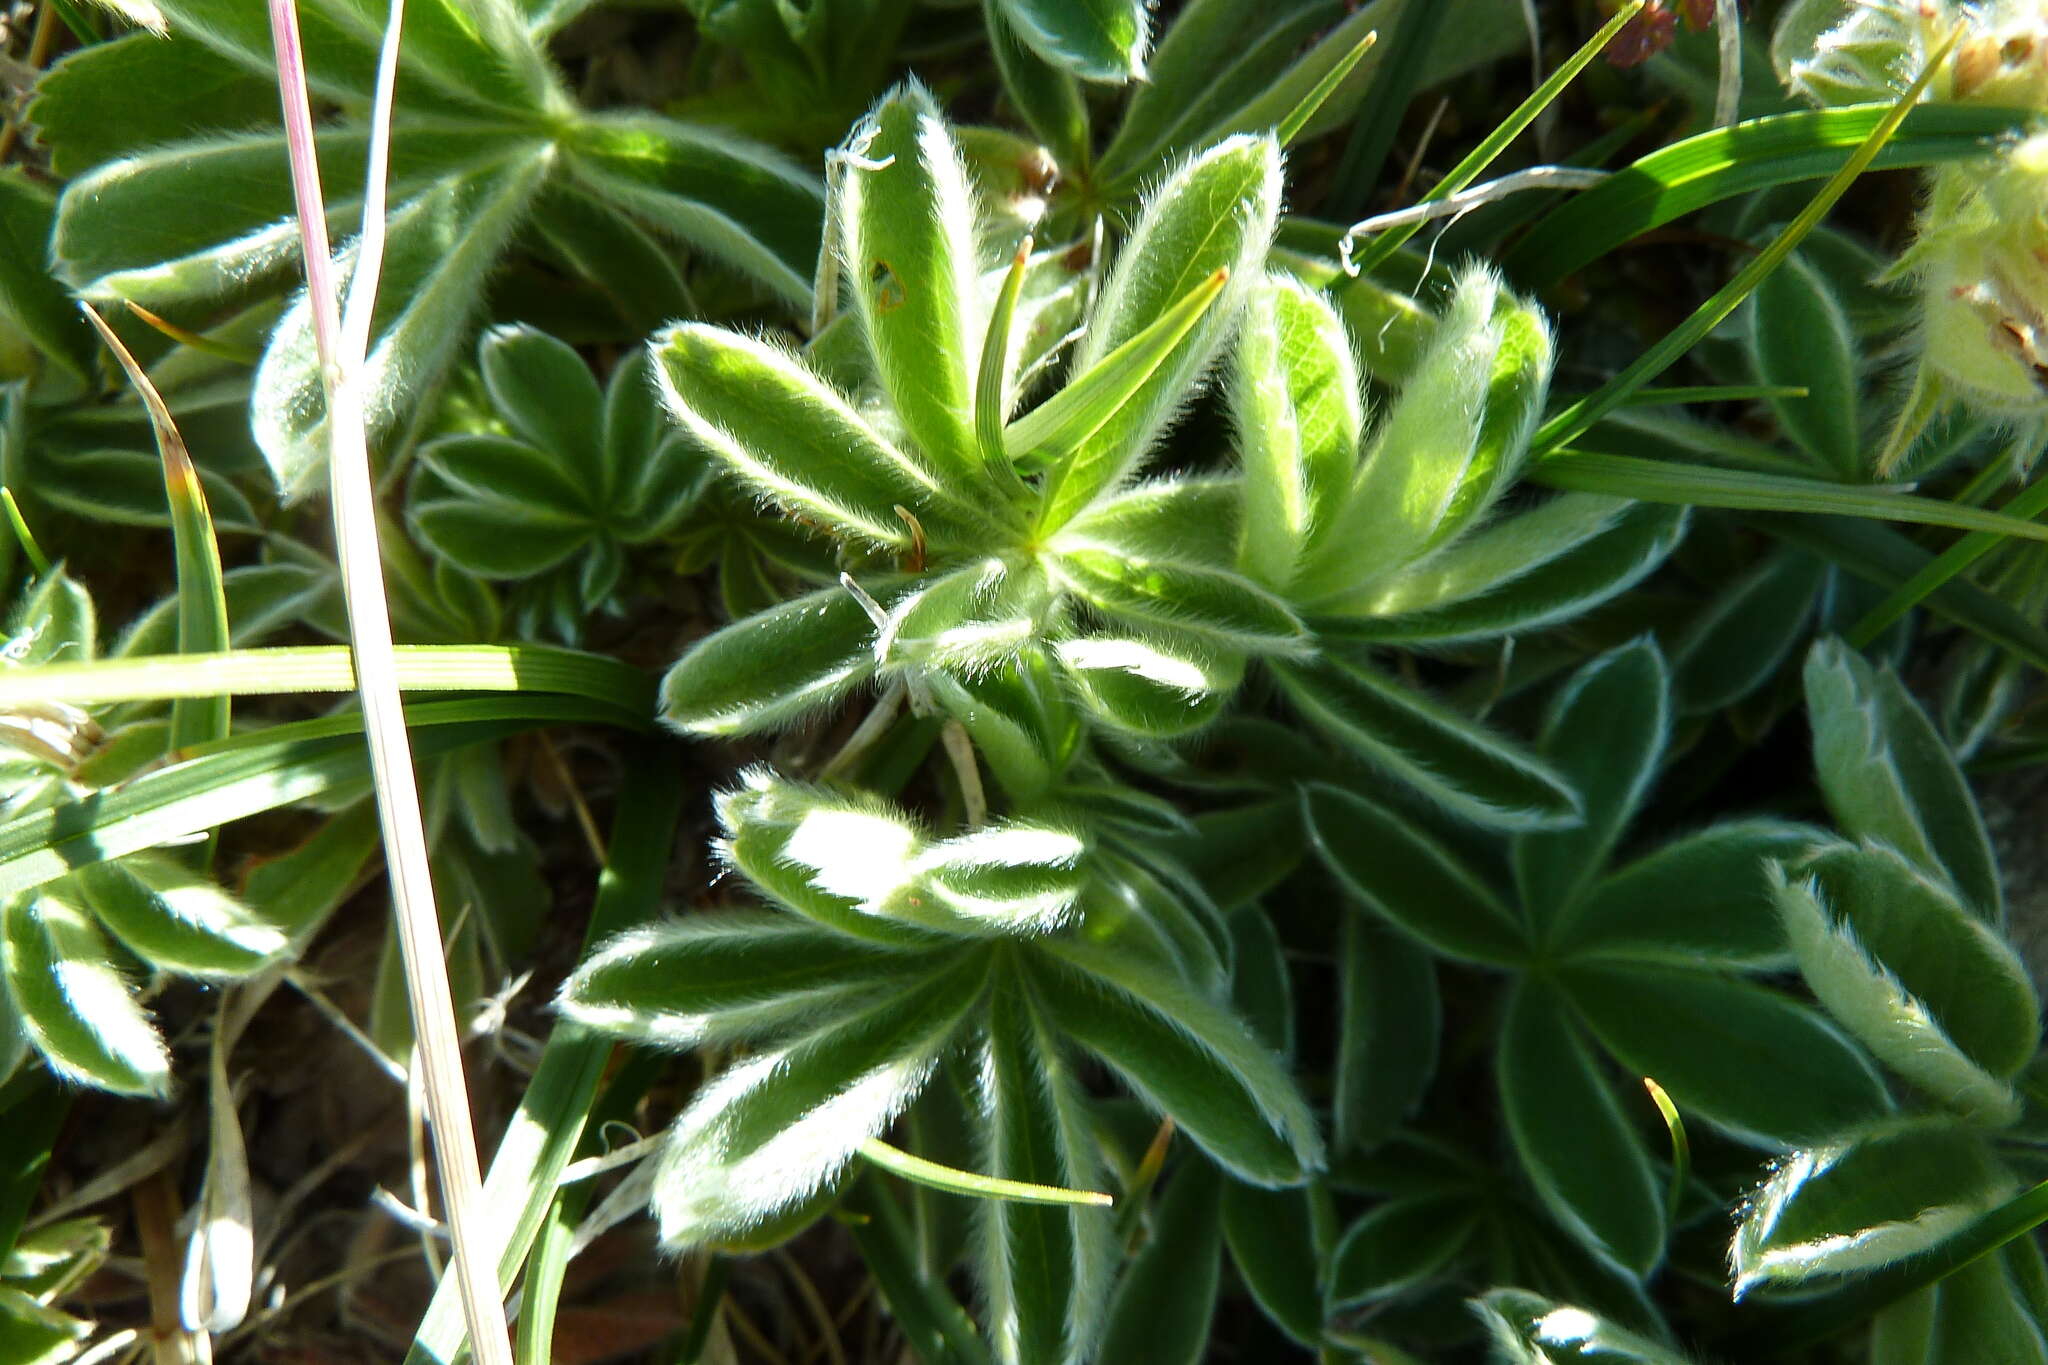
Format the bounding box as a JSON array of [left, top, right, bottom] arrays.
[[1503, 104, 2036, 289], [1532, 451, 2048, 544], [78, 302, 230, 751]]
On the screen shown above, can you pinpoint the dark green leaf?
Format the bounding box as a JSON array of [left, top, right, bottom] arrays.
[[1560, 820, 1817, 969], [1303, 783, 1526, 966], [1561, 963, 1889, 1145], [1733, 1121, 2007, 1296], [1096, 1161, 1222, 1365], [1498, 983, 1665, 1275], [1747, 248, 1863, 480], [2, 889, 167, 1097], [1671, 549, 1826, 714], [991, 0, 1147, 84], [660, 584, 878, 736], [1030, 938, 1321, 1187], [1326, 1193, 1476, 1309], [1803, 638, 2002, 917], [1515, 638, 1669, 931], [1221, 1178, 1323, 1346], [1335, 915, 1438, 1154], [1276, 656, 1579, 830], [73, 855, 287, 978]]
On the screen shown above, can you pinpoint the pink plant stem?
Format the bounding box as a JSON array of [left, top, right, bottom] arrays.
[[264, 6, 515, 1364]]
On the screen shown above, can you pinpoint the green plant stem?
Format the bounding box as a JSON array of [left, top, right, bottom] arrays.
[[405, 749, 685, 1365], [1847, 477, 2048, 647]]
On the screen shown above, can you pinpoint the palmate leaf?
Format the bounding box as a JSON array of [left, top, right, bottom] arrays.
[[1326, 1194, 1476, 1309], [1230, 271, 1362, 592], [255, 151, 552, 496], [1803, 638, 2001, 918], [1054, 635, 1242, 739], [45, 0, 823, 496], [1747, 248, 1863, 481], [840, 83, 989, 491], [1302, 267, 1553, 602], [1028, 937, 1321, 1187], [992, 0, 1148, 83], [1320, 497, 1686, 646], [1872, 1251, 2048, 1365], [1035, 135, 1281, 532], [1473, 1289, 1690, 1364], [1304, 784, 1527, 966], [557, 914, 939, 1048], [1, 889, 168, 1098], [977, 975, 1113, 1365], [0, 173, 95, 384], [649, 949, 990, 1249], [72, 856, 287, 978], [1558, 821, 1818, 969], [1559, 963, 1889, 1145], [660, 584, 880, 737], [1335, 916, 1438, 1155], [1275, 655, 1579, 830], [1670, 549, 1826, 715], [1732, 1121, 2008, 1298], [716, 769, 1088, 940], [1498, 983, 1665, 1276], [1773, 853, 2031, 1123], [653, 324, 984, 550]]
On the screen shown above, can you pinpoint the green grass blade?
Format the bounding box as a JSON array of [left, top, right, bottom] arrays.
[[0, 696, 615, 902], [405, 749, 685, 1365], [1504, 102, 2036, 289], [1324, 0, 1438, 218], [79, 302, 230, 752], [857, 1136, 1114, 1208], [1531, 452, 2048, 545], [1531, 35, 1962, 460], [1846, 478, 2048, 647], [1008, 267, 1227, 469], [976, 234, 1034, 492], [0, 644, 654, 718], [1761, 515, 2048, 678], [1343, 0, 1644, 279]]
